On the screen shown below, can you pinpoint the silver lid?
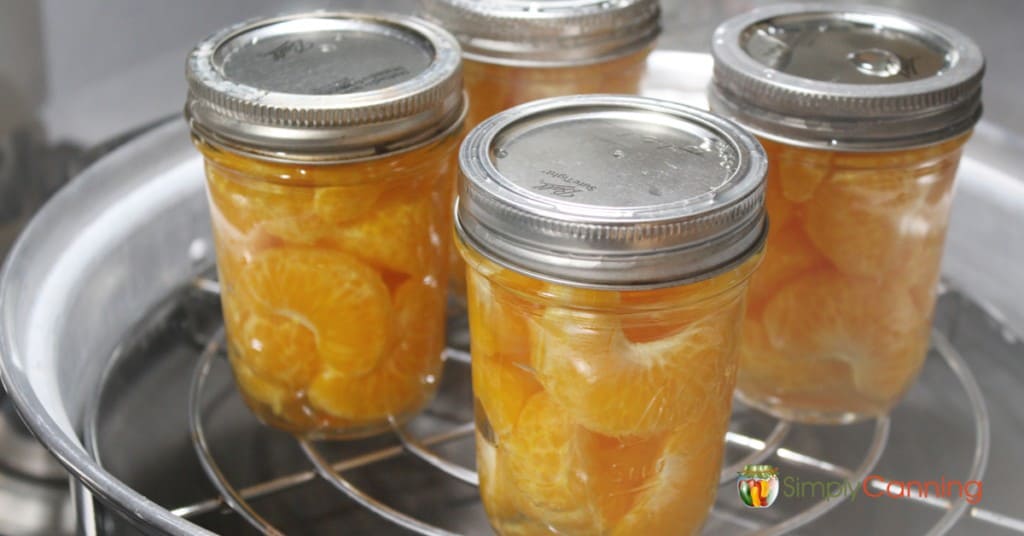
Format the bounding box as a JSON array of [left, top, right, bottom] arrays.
[[710, 3, 985, 150], [455, 94, 767, 289], [185, 12, 465, 161], [419, 0, 660, 66]]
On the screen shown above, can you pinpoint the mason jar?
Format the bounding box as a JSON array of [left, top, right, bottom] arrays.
[[456, 95, 767, 535], [421, 0, 661, 300], [185, 13, 465, 438], [709, 5, 985, 423]]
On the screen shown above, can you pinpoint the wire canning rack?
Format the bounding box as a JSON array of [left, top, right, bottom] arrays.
[[82, 276, 1005, 536]]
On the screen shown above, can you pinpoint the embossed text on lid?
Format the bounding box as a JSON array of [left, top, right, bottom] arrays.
[[214, 18, 434, 95], [456, 94, 767, 289]]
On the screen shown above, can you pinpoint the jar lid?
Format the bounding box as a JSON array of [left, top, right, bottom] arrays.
[[419, 0, 660, 66], [456, 94, 767, 289], [710, 3, 984, 150], [185, 12, 465, 161]]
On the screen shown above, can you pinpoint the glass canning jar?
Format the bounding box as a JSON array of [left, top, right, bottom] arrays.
[[185, 13, 465, 439], [455, 95, 767, 535], [710, 4, 985, 423], [421, 0, 661, 299]]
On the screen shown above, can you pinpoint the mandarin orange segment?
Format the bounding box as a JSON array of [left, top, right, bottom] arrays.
[[531, 306, 734, 437], [853, 332, 930, 402], [232, 360, 290, 416], [761, 270, 927, 402], [502, 392, 599, 534], [205, 162, 313, 236], [830, 135, 967, 169], [895, 232, 948, 315], [258, 213, 332, 246], [240, 248, 392, 376], [577, 430, 668, 528], [313, 182, 387, 224], [804, 178, 922, 278], [745, 221, 827, 315], [503, 393, 584, 511], [235, 314, 319, 391], [611, 436, 722, 536], [737, 317, 855, 397], [467, 270, 532, 360], [762, 270, 921, 355], [306, 365, 422, 423], [477, 431, 519, 522], [776, 147, 830, 203], [328, 192, 434, 276], [618, 252, 760, 343], [473, 354, 542, 441], [763, 164, 797, 229], [306, 278, 442, 424], [393, 276, 446, 367]]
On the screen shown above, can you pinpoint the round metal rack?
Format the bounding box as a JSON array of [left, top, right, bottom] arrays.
[[174, 278, 993, 536]]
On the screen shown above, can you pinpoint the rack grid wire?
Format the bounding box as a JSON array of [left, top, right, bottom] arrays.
[[167, 278, 996, 535]]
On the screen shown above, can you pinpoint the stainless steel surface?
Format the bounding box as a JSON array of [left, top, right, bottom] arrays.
[[186, 12, 465, 160], [0, 398, 75, 536], [419, 0, 660, 66], [455, 94, 767, 289], [0, 399, 65, 481], [709, 3, 984, 150]]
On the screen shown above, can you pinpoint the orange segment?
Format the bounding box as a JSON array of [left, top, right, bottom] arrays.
[[240, 248, 392, 376], [804, 176, 923, 278], [618, 253, 760, 343], [258, 213, 331, 246], [313, 182, 387, 224], [763, 161, 797, 229], [467, 269, 533, 360], [473, 354, 542, 441], [745, 221, 827, 315], [234, 314, 319, 390], [737, 318, 855, 399], [531, 307, 735, 436], [761, 270, 928, 401], [328, 192, 434, 276], [612, 433, 722, 536], [502, 392, 599, 534], [205, 162, 313, 236], [476, 431, 519, 522], [392, 276, 446, 369], [577, 430, 669, 528], [306, 365, 423, 423], [776, 146, 830, 203], [305, 276, 442, 424], [232, 361, 290, 416]]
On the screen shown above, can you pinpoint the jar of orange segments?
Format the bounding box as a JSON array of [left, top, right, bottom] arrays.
[[185, 13, 465, 438], [710, 5, 985, 423], [421, 0, 661, 301], [456, 95, 767, 535]]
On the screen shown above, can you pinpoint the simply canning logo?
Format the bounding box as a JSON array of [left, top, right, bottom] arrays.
[[738, 465, 983, 507]]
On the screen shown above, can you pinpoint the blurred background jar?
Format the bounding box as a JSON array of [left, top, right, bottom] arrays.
[[421, 0, 661, 301], [186, 12, 465, 438], [709, 4, 985, 423], [456, 95, 767, 535]]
